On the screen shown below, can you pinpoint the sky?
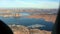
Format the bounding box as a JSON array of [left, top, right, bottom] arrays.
[[0, 0, 59, 9]]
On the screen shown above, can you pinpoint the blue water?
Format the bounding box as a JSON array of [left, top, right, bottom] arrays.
[[0, 17, 54, 31]]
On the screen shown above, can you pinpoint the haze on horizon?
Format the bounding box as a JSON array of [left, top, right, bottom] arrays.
[[0, 0, 59, 9]]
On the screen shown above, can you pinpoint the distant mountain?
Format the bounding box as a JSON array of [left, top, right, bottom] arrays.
[[0, 9, 58, 14]]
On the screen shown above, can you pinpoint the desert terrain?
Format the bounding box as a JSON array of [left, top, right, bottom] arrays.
[[27, 14, 57, 23], [9, 25, 51, 34], [0, 9, 58, 23], [0, 8, 58, 34]]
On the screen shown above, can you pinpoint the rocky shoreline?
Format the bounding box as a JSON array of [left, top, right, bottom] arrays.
[[9, 24, 51, 34]]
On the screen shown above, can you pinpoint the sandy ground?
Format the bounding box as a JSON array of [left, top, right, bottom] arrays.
[[9, 25, 52, 34]]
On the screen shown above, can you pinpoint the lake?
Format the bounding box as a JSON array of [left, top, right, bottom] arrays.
[[0, 17, 54, 31]]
